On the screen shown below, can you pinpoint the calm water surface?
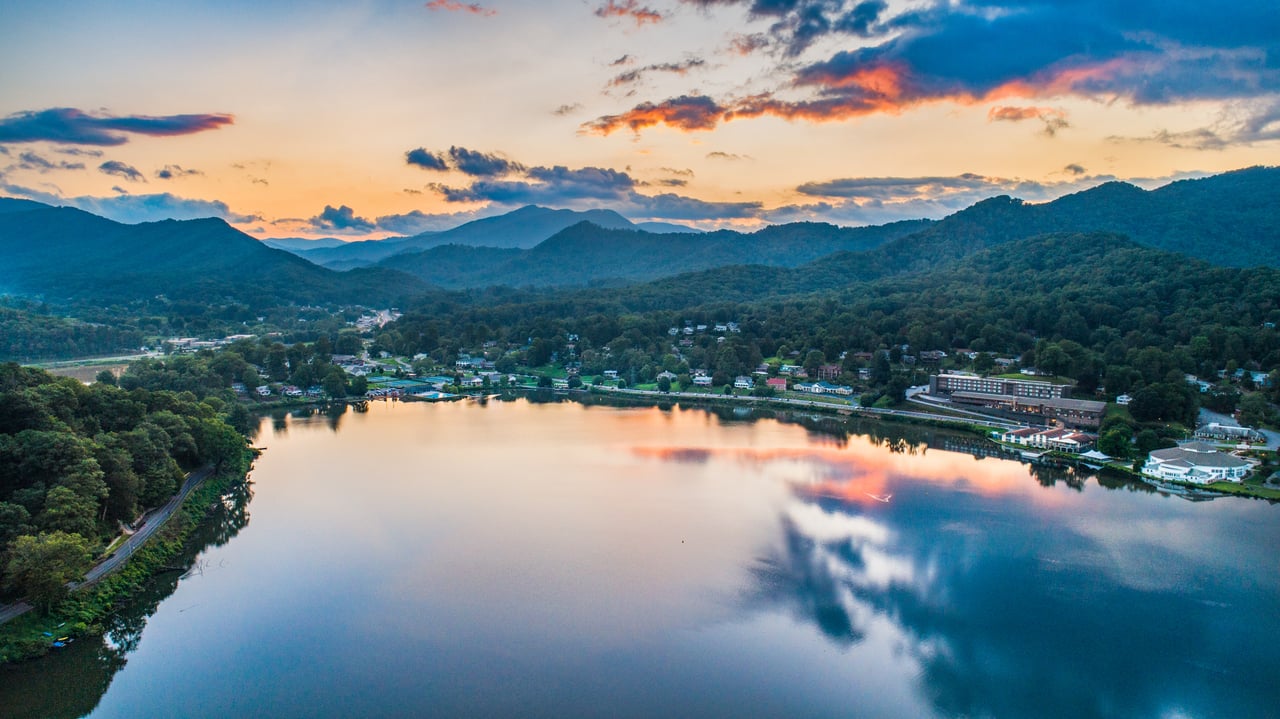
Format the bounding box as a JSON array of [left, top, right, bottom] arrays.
[[4, 397, 1279, 718]]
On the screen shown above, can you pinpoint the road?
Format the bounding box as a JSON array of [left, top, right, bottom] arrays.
[[597, 387, 1021, 430], [0, 466, 214, 626]]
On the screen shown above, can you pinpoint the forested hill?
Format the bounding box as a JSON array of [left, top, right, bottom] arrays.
[[845, 166, 1280, 273], [290, 205, 652, 269], [380, 218, 933, 288], [536, 165, 1280, 301], [0, 201, 429, 307], [372, 166, 1278, 291], [377, 231, 1280, 412]]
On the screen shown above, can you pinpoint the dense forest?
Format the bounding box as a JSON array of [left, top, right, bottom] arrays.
[[375, 231, 1280, 432], [0, 362, 249, 610]]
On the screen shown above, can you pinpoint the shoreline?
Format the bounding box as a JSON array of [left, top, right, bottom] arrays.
[[0, 453, 253, 664]]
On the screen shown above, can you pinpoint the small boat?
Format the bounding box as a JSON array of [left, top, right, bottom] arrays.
[[866, 493, 892, 503]]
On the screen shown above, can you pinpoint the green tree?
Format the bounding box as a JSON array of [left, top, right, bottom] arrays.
[[4, 531, 92, 612], [1238, 393, 1273, 428], [657, 375, 672, 392], [1097, 427, 1132, 458], [95, 370, 117, 386], [322, 368, 348, 398], [38, 485, 98, 537]]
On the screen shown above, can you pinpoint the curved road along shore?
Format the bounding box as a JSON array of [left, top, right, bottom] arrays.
[[0, 466, 214, 626]]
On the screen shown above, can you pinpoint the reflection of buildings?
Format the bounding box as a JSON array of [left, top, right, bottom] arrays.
[[940, 435, 1014, 460]]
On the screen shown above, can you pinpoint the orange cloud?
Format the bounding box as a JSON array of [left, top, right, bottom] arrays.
[[588, 57, 1127, 134], [631, 441, 1072, 509], [425, 0, 495, 16], [585, 95, 725, 134], [595, 0, 663, 25]]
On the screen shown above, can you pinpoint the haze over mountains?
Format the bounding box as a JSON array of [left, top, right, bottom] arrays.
[[0, 198, 427, 306], [1, 167, 1277, 309], [293, 166, 1280, 290], [279, 206, 700, 271]]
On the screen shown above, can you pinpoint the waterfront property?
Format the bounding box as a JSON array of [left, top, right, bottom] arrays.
[[1142, 441, 1252, 483], [1000, 426, 1096, 453], [929, 373, 1071, 399], [947, 392, 1107, 429], [927, 373, 1104, 428]]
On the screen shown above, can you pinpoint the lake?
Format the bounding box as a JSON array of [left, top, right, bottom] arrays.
[[3, 396, 1278, 718]]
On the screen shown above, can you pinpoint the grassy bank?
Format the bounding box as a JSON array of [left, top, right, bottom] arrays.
[[0, 451, 252, 664]]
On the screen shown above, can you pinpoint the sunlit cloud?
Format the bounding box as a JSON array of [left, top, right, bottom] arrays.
[[595, 0, 664, 26], [598, 1, 1280, 137], [425, 0, 495, 17]]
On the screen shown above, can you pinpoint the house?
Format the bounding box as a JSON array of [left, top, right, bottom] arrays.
[[231, 382, 248, 395], [734, 376, 753, 389], [1115, 394, 1133, 405], [1142, 442, 1252, 483], [282, 385, 304, 397], [816, 364, 841, 380], [816, 381, 854, 396], [603, 370, 619, 379], [766, 377, 788, 391], [779, 364, 804, 377], [656, 370, 678, 381], [256, 385, 272, 396], [1195, 423, 1264, 443], [693, 375, 713, 387], [794, 381, 851, 395], [714, 323, 728, 333]]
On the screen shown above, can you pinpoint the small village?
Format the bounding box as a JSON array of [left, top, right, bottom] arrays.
[[157, 309, 1280, 501]]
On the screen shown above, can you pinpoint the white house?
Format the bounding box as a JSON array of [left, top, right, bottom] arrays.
[[734, 376, 753, 389], [1142, 441, 1251, 484], [693, 375, 713, 387], [1000, 427, 1095, 453]]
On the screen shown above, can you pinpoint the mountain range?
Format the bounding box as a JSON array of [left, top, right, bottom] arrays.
[[0, 166, 1276, 308], [0, 199, 427, 307], [277, 206, 701, 271], [362, 166, 1280, 290]]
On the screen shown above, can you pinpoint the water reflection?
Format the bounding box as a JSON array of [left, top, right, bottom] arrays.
[[5, 400, 1277, 719], [730, 458, 1280, 719], [0, 479, 254, 719]]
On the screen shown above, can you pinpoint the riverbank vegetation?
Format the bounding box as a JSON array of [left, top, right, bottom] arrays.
[[0, 363, 249, 616]]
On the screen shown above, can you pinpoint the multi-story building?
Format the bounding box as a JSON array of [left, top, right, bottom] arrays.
[[929, 373, 1070, 399]]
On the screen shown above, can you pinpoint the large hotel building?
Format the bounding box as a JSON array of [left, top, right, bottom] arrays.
[[928, 373, 1106, 429]]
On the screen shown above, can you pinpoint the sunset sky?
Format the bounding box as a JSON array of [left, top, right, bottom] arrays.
[[1, 0, 1277, 238]]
